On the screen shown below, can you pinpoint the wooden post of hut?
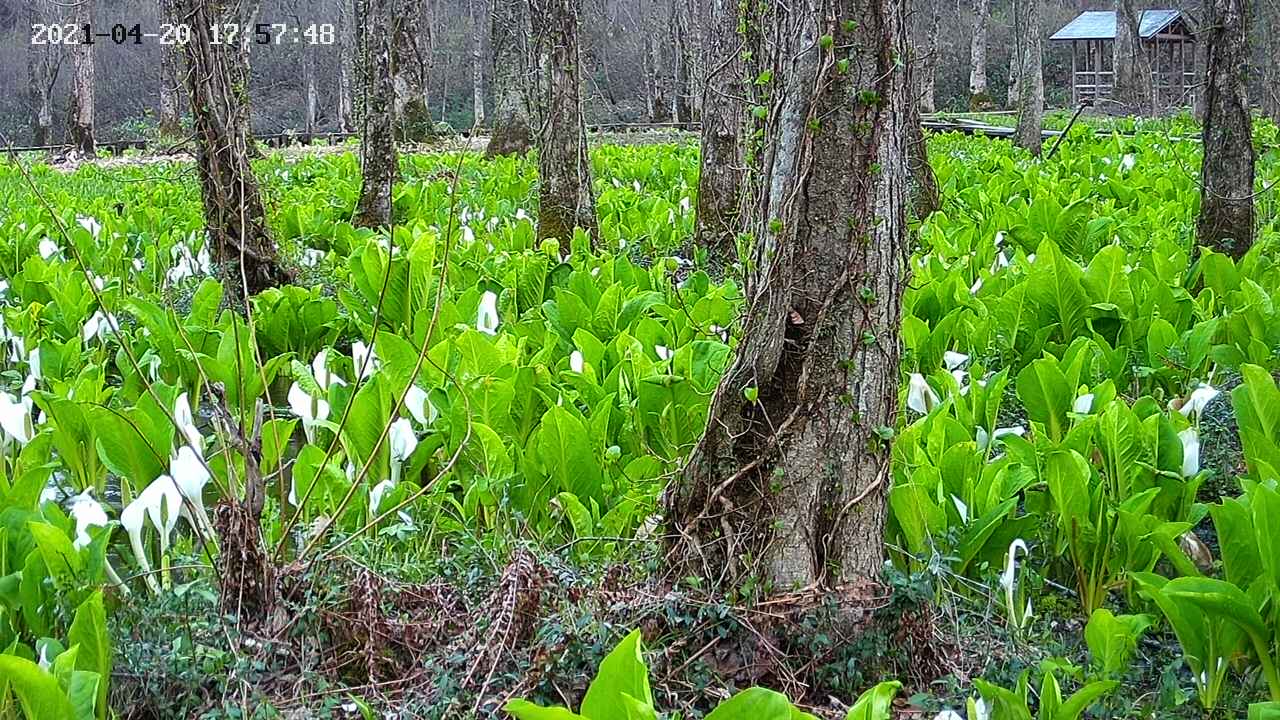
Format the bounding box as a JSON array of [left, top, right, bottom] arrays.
[[1050, 9, 1197, 111]]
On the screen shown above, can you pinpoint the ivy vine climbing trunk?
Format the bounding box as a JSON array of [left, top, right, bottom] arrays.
[[177, 0, 289, 296], [355, 0, 400, 228], [1013, 0, 1044, 156], [485, 0, 534, 157], [665, 0, 909, 590], [968, 0, 991, 109], [693, 0, 745, 268], [1197, 0, 1255, 258], [530, 0, 597, 243], [67, 0, 96, 155]]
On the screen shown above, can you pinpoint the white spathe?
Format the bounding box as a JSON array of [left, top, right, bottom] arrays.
[[76, 215, 102, 238], [173, 392, 203, 454], [351, 341, 379, 379], [312, 349, 348, 390], [404, 384, 437, 427], [1180, 384, 1219, 421], [82, 310, 119, 343], [370, 479, 394, 517], [1073, 393, 1094, 414], [171, 445, 213, 539], [476, 291, 500, 335], [1000, 538, 1031, 629], [69, 489, 109, 550], [1179, 428, 1200, 478], [0, 392, 35, 445], [655, 345, 672, 361], [906, 374, 940, 415], [389, 418, 418, 486], [569, 350, 584, 373], [28, 348, 41, 381], [38, 238, 60, 260], [943, 351, 969, 371], [288, 382, 330, 444]]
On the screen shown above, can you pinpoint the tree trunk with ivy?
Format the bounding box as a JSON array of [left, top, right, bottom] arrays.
[[1014, 0, 1044, 156], [1111, 0, 1151, 113], [968, 0, 991, 109], [178, 0, 289, 295], [485, 0, 534, 157], [665, 0, 909, 589], [355, 0, 400, 228], [530, 0, 597, 243], [67, 0, 95, 155], [694, 0, 745, 268], [1197, 0, 1255, 258]]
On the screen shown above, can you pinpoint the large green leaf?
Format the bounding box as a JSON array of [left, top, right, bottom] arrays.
[[1016, 358, 1072, 442], [68, 591, 110, 719], [580, 629, 653, 719], [0, 655, 77, 720], [844, 680, 901, 720]]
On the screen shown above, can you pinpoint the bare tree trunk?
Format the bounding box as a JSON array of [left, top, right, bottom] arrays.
[[338, 0, 356, 132], [694, 0, 744, 267], [1112, 0, 1151, 113], [356, 0, 400, 227], [1014, 0, 1044, 155], [67, 0, 95, 155], [914, 0, 940, 113], [470, 0, 488, 126], [159, 0, 184, 136], [302, 46, 318, 137], [665, 0, 909, 589], [485, 0, 534, 157], [969, 0, 992, 109], [26, 0, 57, 147], [645, 1, 672, 124], [393, 0, 431, 140], [1198, 0, 1255, 257], [177, 0, 289, 295], [1264, 0, 1280, 123], [530, 0, 597, 243], [672, 0, 695, 127]]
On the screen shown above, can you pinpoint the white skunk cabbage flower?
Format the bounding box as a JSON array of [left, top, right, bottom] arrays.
[[300, 248, 326, 267], [462, 226, 476, 245], [28, 348, 41, 381], [0, 392, 35, 445], [370, 479, 395, 517], [943, 351, 969, 371], [76, 215, 102, 238], [388, 418, 418, 486], [122, 474, 182, 593], [288, 382, 330, 444], [569, 350, 584, 374], [404, 385, 436, 427], [38, 239, 60, 260], [976, 425, 1026, 451], [312, 349, 348, 390], [1073, 393, 1095, 414], [120, 496, 158, 593], [1119, 154, 1136, 172], [655, 345, 672, 361], [170, 445, 213, 539], [351, 341, 379, 379], [82, 310, 119, 343], [69, 489, 109, 550], [1179, 384, 1219, 422], [933, 712, 963, 720], [173, 392, 203, 454], [476, 291, 500, 335], [515, 208, 528, 221], [1000, 539, 1032, 630], [969, 276, 983, 295], [1179, 428, 1200, 478], [906, 374, 940, 415]]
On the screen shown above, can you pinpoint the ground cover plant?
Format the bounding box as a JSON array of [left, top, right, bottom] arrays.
[[0, 116, 1278, 719]]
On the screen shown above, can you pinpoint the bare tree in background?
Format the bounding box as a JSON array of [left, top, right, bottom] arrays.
[[530, 0, 597, 242], [672, 0, 697, 127], [485, 0, 534, 157], [1264, 0, 1280, 123], [666, 0, 910, 589], [1198, 0, 1255, 257], [158, 0, 184, 136], [393, 0, 433, 139], [693, 0, 744, 266], [26, 0, 58, 146], [67, 0, 96, 154], [1014, 0, 1044, 155], [356, 0, 400, 227], [1112, 0, 1151, 113], [913, 0, 941, 113], [643, 0, 672, 124], [470, 0, 488, 126], [969, 0, 992, 109], [176, 0, 289, 294], [338, 0, 356, 132]]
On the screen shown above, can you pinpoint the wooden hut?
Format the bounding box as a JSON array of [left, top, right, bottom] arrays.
[[1049, 9, 1197, 108]]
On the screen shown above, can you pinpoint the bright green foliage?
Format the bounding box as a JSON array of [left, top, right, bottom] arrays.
[[974, 670, 1117, 720]]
